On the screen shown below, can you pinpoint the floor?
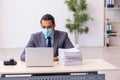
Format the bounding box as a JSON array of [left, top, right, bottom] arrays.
[[80, 47, 120, 80], [0, 47, 119, 80]]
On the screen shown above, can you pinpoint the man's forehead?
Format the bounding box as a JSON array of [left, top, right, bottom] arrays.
[[41, 20, 53, 25], [42, 20, 52, 22]]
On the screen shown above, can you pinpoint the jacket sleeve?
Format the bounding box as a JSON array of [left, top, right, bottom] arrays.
[[64, 33, 74, 48], [20, 34, 35, 61]]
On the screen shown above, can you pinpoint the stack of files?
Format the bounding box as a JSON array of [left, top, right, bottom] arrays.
[[107, 0, 114, 8], [58, 48, 82, 66]]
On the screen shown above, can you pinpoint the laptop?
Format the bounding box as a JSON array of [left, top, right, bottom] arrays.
[[25, 48, 54, 67]]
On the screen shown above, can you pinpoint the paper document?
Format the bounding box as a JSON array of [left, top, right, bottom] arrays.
[[58, 48, 82, 66]]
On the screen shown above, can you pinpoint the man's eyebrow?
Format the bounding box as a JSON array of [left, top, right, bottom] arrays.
[[42, 25, 53, 28], [42, 26, 46, 28]]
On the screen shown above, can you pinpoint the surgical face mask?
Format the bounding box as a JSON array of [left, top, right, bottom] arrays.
[[42, 29, 53, 38]]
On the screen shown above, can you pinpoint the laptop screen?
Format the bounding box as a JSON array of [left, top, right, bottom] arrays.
[[25, 48, 54, 67]]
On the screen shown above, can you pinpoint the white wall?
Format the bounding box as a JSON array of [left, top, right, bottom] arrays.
[[79, 0, 104, 46], [0, 0, 104, 48]]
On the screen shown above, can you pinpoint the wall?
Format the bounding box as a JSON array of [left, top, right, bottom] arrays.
[[0, 0, 104, 48], [79, 0, 104, 46]]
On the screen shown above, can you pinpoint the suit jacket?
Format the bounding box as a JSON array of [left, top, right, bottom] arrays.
[[20, 30, 74, 61]]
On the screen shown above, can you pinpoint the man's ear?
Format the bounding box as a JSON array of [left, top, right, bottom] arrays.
[[53, 24, 55, 28]]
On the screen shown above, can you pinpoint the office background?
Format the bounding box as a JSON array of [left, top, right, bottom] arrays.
[[0, 1, 120, 80], [0, 0, 104, 48]]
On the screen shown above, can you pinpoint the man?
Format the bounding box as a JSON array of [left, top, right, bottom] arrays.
[[20, 14, 74, 61]]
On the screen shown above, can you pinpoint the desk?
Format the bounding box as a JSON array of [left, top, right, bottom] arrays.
[[0, 59, 118, 80]]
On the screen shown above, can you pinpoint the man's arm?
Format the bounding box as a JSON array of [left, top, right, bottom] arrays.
[[54, 31, 74, 61], [20, 34, 35, 61], [64, 32, 74, 48]]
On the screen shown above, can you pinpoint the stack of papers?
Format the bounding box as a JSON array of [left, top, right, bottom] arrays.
[[58, 48, 82, 66]]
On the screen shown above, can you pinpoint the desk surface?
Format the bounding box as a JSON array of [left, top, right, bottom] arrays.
[[0, 59, 118, 75]]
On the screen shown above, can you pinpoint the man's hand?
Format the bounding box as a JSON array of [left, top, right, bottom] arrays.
[[54, 57, 58, 61]]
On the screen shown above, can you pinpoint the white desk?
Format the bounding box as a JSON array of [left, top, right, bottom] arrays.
[[0, 59, 117, 74], [0, 59, 118, 80]]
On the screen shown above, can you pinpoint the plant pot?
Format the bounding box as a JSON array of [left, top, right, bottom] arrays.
[[74, 31, 80, 49]]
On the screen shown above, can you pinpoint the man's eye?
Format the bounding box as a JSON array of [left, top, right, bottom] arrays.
[[48, 26, 51, 28], [42, 26, 46, 28], [42, 26, 52, 29]]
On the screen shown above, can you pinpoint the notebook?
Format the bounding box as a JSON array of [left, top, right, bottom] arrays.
[[25, 48, 54, 67]]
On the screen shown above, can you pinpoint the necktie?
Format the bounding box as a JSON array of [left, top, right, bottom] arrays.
[[47, 37, 51, 47]]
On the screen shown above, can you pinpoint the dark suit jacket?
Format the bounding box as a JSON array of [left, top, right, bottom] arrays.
[[20, 30, 74, 61]]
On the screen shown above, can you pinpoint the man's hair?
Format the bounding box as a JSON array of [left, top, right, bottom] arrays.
[[40, 14, 55, 25]]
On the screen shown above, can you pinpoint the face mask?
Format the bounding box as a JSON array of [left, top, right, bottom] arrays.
[[42, 29, 53, 38]]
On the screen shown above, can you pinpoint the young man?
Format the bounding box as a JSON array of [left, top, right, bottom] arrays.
[[20, 14, 74, 61]]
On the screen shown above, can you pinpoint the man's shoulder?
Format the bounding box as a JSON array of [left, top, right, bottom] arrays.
[[31, 31, 43, 37], [55, 30, 67, 34]]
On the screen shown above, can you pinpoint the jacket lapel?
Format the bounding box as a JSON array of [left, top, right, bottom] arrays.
[[53, 31, 59, 52], [39, 32, 46, 47]]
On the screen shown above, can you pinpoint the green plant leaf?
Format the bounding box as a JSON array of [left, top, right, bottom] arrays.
[[65, 0, 76, 12], [65, 0, 92, 35]]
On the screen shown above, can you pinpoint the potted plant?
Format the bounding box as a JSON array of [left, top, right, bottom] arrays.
[[65, 0, 92, 47]]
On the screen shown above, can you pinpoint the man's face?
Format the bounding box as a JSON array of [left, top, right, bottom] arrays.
[[41, 20, 55, 29]]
